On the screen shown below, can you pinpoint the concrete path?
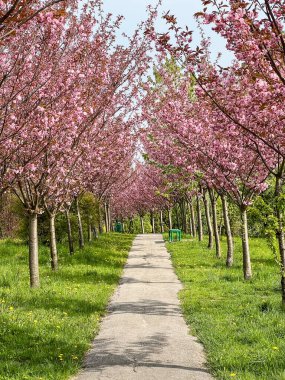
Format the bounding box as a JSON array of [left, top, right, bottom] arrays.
[[73, 234, 213, 380]]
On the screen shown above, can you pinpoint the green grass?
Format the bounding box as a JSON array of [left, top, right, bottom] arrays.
[[166, 235, 285, 380], [0, 233, 134, 380]]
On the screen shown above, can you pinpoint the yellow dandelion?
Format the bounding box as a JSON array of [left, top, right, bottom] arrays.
[[9, 306, 14, 311], [272, 346, 279, 350], [230, 374, 236, 377]]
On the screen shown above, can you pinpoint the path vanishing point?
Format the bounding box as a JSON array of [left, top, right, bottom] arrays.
[[73, 234, 213, 380]]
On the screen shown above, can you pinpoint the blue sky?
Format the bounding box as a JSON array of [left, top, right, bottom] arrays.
[[103, 0, 233, 66]]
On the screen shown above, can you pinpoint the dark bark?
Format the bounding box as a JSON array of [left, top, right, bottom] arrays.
[[66, 209, 74, 255], [151, 210, 155, 234], [209, 189, 221, 258], [188, 202, 193, 236], [129, 217, 134, 234], [98, 203, 103, 234], [180, 199, 187, 233]]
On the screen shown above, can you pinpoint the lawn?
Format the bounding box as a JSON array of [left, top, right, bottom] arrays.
[[0, 233, 134, 380], [166, 236, 285, 380]]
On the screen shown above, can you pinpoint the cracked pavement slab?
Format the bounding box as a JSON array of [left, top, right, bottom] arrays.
[[72, 234, 214, 380]]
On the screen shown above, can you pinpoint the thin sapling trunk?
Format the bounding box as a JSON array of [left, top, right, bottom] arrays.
[[241, 205, 252, 280], [88, 215, 92, 242], [202, 190, 213, 249], [190, 199, 196, 238], [49, 213, 58, 271], [160, 210, 164, 233], [168, 208, 173, 230], [76, 197, 84, 249], [28, 212, 40, 288], [221, 194, 234, 267], [209, 189, 221, 258], [66, 209, 74, 255], [275, 173, 285, 304], [196, 195, 203, 241], [104, 202, 109, 233], [151, 210, 155, 233], [140, 215, 145, 234]]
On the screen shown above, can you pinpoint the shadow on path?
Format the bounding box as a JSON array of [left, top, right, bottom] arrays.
[[108, 299, 181, 316], [84, 334, 211, 375]]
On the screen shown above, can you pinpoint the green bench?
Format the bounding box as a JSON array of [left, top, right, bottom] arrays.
[[169, 229, 182, 242]]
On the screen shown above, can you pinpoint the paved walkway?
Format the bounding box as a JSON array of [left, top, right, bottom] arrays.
[[73, 234, 213, 380]]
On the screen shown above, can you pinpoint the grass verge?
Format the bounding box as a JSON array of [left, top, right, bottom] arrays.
[[166, 236, 285, 380], [0, 233, 134, 380]]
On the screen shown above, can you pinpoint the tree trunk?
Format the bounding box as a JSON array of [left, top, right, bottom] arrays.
[[66, 209, 74, 255], [151, 211, 155, 233], [175, 206, 180, 229], [104, 202, 109, 233], [160, 210, 164, 233], [202, 190, 213, 249], [140, 216, 145, 234], [196, 195, 203, 241], [28, 212, 40, 288], [88, 215, 92, 242], [188, 202, 193, 236], [221, 194, 234, 267], [98, 204, 103, 234], [209, 189, 221, 258], [168, 208, 173, 230], [129, 217, 134, 234], [180, 199, 187, 233], [76, 197, 84, 249], [190, 199, 196, 238], [241, 206, 252, 280], [275, 174, 285, 304], [107, 203, 112, 232], [49, 213, 58, 271]]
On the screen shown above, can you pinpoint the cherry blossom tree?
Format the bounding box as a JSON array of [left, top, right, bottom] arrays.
[[0, 0, 69, 42], [149, 2, 285, 300], [0, 0, 157, 287], [141, 61, 273, 280]]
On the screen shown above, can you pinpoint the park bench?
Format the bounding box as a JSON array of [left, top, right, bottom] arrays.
[[169, 229, 182, 242]]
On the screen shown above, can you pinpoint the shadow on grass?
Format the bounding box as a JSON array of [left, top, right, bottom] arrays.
[[0, 320, 85, 379], [54, 270, 121, 286], [11, 293, 107, 316], [0, 233, 135, 380]]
